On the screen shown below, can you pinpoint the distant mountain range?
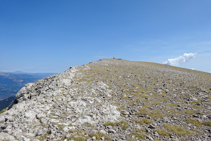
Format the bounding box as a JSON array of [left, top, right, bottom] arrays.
[[0, 72, 55, 111]]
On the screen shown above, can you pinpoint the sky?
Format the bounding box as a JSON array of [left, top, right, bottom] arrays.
[[0, 0, 211, 73]]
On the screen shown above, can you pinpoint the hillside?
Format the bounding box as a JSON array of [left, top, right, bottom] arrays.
[[0, 59, 211, 141], [0, 96, 15, 112], [0, 72, 55, 100]]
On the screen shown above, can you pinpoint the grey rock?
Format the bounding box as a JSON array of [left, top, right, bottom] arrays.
[[162, 117, 170, 123], [121, 110, 129, 115], [146, 135, 154, 140], [100, 129, 107, 134], [0, 132, 17, 140], [148, 123, 156, 129], [108, 129, 116, 134], [0, 116, 5, 123]]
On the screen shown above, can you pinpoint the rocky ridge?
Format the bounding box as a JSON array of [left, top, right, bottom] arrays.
[[0, 59, 211, 141]]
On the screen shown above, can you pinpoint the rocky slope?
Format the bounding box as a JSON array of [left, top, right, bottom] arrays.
[[0, 59, 211, 141], [0, 72, 55, 100]]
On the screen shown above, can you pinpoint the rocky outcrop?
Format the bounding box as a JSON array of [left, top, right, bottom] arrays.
[[0, 59, 211, 141]]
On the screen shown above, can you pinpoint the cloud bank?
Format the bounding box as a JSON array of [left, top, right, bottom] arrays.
[[163, 53, 197, 66]]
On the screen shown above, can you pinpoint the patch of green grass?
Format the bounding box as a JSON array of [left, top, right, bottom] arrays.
[[117, 105, 125, 111], [151, 100, 162, 105], [0, 109, 6, 114], [38, 133, 49, 141], [143, 103, 152, 108], [163, 124, 194, 136], [162, 108, 174, 113], [103, 120, 129, 130], [113, 101, 121, 105], [68, 136, 87, 141], [67, 130, 87, 141], [120, 95, 129, 100], [167, 103, 178, 107], [189, 101, 200, 104], [141, 118, 152, 124], [131, 128, 146, 140], [177, 99, 185, 103], [83, 122, 93, 127], [116, 120, 129, 130], [185, 118, 202, 127], [141, 94, 150, 99], [132, 118, 152, 125], [203, 121, 211, 126], [129, 101, 137, 106], [57, 125, 66, 130], [89, 132, 110, 140], [103, 121, 116, 127], [137, 108, 149, 115], [139, 98, 148, 102], [190, 105, 204, 109], [149, 109, 165, 119], [192, 128, 203, 135], [160, 97, 169, 102], [155, 129, 169, 136], [183, 109, 197, 115]]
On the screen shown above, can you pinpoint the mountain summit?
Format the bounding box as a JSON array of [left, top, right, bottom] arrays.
[[0, 59, 211, 141]]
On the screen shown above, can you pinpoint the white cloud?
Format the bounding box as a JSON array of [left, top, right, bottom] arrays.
[[163, 53, 197, 66]]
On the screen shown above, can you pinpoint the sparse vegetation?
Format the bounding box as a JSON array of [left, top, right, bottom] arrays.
[[131, 128, 146, 140], [183, 109, 198, 115], [132, 117, 152, 125], [185, 118, 202, 127], [103, 120, 129, 130], [136, 108, 149, 115], [203, 121, 211, 126], [149, 109, 165, 119], [163, 124, 194, 136], [0, 108, 6, 114], [193, 128, 203, 135], [155, 129, 169, 136], [89, 132, 110, 140]]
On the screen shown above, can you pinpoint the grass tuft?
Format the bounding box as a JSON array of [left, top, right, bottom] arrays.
[[132, 117, 152, 125], [163, 123, 194, 136], [203, 121, 211, 126], [185, 118, 202, 127], [131, 128, 146, 140], [149, 109, 165, 119], [155, 129, 169, 136], [103, 120, 129, 130]]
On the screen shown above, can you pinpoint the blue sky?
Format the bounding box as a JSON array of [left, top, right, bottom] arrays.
[[0, 0, 211, 73]]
